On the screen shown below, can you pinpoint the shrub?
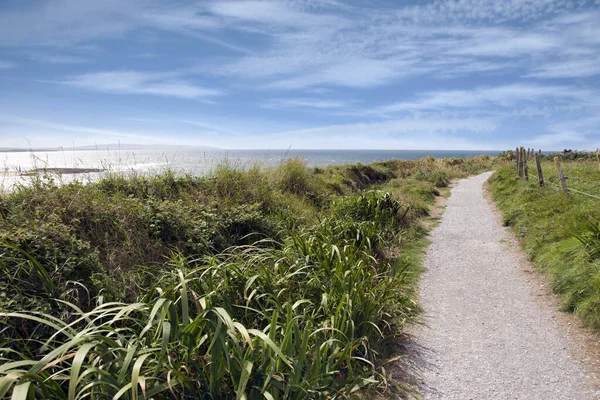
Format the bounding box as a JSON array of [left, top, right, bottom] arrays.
[[274, 157, 316, 196], [414, 168, 450, 188]]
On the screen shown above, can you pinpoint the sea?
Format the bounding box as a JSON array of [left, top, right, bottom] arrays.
[[0, 148, 501, 188]]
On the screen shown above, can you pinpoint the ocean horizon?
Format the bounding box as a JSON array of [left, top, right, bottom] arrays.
[[1, 148, 503, 175]]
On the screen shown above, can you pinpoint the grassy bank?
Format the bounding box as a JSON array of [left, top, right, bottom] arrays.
[[489, 156, 600, 330], [1, 156, 496, 399]]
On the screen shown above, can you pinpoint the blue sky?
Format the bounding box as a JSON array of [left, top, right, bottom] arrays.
[[0, 0, 599, 150]]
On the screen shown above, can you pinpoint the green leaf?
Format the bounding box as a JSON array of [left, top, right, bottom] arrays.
[[10, 381, 31, 400], [131, 353, 152, 400], [235, 360, 253, 400], [247, 329, 292, 368], [69, 341, 98, 400], [0, 372, 23, 398]]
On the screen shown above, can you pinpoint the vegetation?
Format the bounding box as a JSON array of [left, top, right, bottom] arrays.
[[489, 156, 600, 330], [0, 155, 496, 399]]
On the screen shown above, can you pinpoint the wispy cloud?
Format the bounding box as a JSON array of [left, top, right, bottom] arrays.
[[529, 131, 587, 148], [29, 53, 86, 64], [396, 0, 588, 24], [223, 117, 500, 149], [3, 0, 599, 90], [0, 114, 158, 145], [262, 98, 351, 110], [526, 58, 600, 78], [0, 0, 141, 47], [268, 58, 406, 89], [533, 115, 600, 149], [0, 0, 253, 54], [449, 33, 560, 57], [206, 2, 600, 91], [0, 1, 598, 150], [64, 71, 222, 99], [375, 84, 596, 116], [207, 0, 346, 29]]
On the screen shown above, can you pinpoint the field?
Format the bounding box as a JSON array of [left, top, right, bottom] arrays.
[[489, 154, 600, 329], [0, 156, 497, 399]]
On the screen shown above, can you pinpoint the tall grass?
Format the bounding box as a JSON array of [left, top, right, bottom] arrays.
[[489, 160, 600, 329], [0, 155, 499, 397], [0, 192, 415, 398]]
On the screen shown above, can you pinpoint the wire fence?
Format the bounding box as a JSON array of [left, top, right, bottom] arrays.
[[514, 147, 600, 201]]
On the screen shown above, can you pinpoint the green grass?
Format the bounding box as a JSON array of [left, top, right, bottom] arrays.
[[489, 157, 600, 329], [0, 155, 499, 399]]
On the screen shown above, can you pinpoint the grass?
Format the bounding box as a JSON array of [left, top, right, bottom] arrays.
[[489, 155, 600, 329], [0, 155, 498, 399]]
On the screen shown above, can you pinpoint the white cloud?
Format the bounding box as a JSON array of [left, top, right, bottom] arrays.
[[529, 115, 600, 149], [375, 84, 595, 116], [262, 98, 351, 110], [0, 0, 252, 54], [205, 3, 599, 91], [526, 58, 600, 78], [220, 117, 501, 149], [64, 71, 222, 99], [529, 131, 587, 148], [1, 0, 599, 151], [450, 33, 560, 57], [29, 53, 86, 64], [0, 114, 158, 146], [269, 58, 404, 89], [0, 0, 143, 46], [207, 0, 345, 29], [396, 0, 587, 24], [266, 117, 496, 138], [3, 0, 598, 91]]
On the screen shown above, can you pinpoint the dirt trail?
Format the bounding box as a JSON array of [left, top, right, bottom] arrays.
[[416, 171, 599, 400]]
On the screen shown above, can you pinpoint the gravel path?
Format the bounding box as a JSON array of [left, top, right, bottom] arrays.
[[417, 171, 598, 400]]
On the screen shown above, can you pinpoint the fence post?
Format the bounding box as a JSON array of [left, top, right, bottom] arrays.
[[597, 149, 600, 172], [516, 147, 522, 177], [521, 147, 526, 177], [535, 151, 544, 187], [523, 147, 529, 180], [554, 157, 570, 198]]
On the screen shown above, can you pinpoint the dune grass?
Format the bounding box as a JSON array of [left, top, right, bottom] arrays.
[[0, 155, 497, 399], [489, 156, 600, 329]]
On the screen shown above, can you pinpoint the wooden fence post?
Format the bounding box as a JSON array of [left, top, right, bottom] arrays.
[[535, 151, 544, 187], [523, 147, 529, 180], [597, 149, 600, 172], [554, 157, 570, 198], [516, 147, 522, 177]]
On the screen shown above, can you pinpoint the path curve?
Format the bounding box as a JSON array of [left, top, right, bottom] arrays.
[[417, 171, 598, 399]]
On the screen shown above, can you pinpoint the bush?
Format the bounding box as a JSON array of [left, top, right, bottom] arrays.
[[414, 168, 450, 188], [274, 157, 317, 197]]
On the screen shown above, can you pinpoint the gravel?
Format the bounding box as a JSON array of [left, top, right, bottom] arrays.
[[416, 171, 598, 400]]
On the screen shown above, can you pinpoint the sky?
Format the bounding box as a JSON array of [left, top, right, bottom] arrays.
[[0, 0, 599, 150]]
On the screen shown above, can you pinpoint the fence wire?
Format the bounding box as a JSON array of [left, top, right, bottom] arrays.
[[520, 160, 600, 201]]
